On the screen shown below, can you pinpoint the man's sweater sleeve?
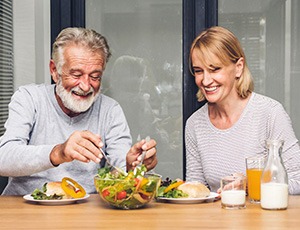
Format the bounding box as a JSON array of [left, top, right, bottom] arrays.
[[0, 86, 55, 177]]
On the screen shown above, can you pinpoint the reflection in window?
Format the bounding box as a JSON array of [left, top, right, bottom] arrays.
[[219, 0, 300, 139], [86, 0, 183, 178]]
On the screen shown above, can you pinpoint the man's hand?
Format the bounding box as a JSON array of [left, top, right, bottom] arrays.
[[126, 138, 158, 171], [50, 130, 103, 166]]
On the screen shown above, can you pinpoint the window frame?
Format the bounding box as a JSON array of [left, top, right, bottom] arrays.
[[50, 0, 86, 83], [182, 0, 217, 179]]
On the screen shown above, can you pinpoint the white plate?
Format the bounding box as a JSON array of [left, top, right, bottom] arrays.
[[23, 194, 90, 205], [156, 192, 219, 204]]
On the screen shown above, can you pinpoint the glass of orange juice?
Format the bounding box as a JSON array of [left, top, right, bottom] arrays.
[[246, 155, 267, 203]]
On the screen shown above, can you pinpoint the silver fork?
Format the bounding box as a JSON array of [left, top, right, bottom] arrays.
[[99, 148, 126, 175], [134, 136, 151, 175], [138, 136, 151, 167]]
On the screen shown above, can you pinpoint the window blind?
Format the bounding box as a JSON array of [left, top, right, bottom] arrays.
[[0, 0, 13, 136]]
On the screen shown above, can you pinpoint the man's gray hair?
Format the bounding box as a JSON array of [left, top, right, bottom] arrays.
[[52, 27, 111, 73]]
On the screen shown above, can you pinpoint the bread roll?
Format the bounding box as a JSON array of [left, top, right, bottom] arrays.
[[46, 182, 73, 199], [177, 182, 210, 198]]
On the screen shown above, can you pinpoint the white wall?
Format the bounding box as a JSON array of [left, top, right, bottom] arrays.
[[13, 0, 51, 90]]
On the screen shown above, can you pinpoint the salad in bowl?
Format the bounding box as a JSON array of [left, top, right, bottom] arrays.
[[94, 166, 161, 209]]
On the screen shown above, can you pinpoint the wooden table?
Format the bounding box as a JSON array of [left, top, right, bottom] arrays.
[[0, 194, 299, 229]]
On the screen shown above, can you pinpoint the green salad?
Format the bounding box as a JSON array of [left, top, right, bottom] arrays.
[[94, 165, 161, 209], [157, 178, 188, 198], [31, 183, 64, 200]]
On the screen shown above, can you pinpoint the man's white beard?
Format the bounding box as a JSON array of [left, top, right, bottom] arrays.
[[56, 78, 100, 113]]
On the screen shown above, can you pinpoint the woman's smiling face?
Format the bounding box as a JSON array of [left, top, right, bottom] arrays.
[[191, 49, 243, 105]]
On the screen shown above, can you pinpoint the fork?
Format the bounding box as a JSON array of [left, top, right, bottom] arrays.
[[99, 147, 126, 175], [138, 136, 151, 167]]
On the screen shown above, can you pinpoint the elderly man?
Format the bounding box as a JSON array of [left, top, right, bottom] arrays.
[[0, 27, 158, 195]]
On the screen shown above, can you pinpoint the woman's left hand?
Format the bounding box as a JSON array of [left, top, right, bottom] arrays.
[[217, 173, 246, 194]]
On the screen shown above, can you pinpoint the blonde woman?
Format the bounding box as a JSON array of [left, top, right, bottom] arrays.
[[185, 26, 300, 194]]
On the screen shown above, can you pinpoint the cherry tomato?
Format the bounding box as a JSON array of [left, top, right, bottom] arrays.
[[102, 189, 110, 197], [117, 191, 127, 200]]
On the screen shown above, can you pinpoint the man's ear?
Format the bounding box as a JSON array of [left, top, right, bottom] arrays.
[[49, 60, 59, 83], [235, 57, 244, 78]]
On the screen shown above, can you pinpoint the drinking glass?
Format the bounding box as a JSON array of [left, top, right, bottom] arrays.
[[221, 175, 246, 209], [246, 155, 266, 203]]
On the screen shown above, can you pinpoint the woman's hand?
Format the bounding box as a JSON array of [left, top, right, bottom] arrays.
[[126, 138, 158, 171], [217, 173, 246, 194]]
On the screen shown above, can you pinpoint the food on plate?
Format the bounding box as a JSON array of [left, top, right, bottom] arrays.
[[177, 182, 210, 198], [45, 181, 73, 199], [94, 165, 161, 209], [157, 178, 210, 198], [60, 177, 86, 198], [31, 177, 86, 200]]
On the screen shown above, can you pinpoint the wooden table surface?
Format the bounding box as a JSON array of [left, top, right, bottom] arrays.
[[0, 194, 299, 229]]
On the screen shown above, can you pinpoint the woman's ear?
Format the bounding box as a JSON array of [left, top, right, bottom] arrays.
[[235, 57, 244, 78], [49, 60, 59, 83]]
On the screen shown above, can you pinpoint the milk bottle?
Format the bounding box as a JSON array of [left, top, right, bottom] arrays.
[[260, 140, 288, 210]]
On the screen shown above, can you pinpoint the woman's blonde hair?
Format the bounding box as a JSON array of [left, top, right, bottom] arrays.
[[189, 26, 253, 102]]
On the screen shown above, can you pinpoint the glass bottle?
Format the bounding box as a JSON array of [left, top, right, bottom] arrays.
[[260, 140, 288, 210]]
